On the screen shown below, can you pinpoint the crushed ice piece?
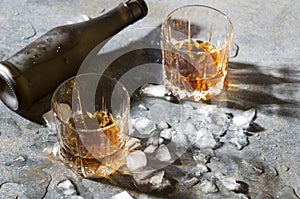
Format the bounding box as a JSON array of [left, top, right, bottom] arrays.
[[232, 109, 256, 129], [196, 163, 209, 173], [57, 179, 77, 196], [219, 176, 241, 191], [149, 103, 168, 123], [160, 128, 173, 140], [193, 151, 210, 164], [218, 175, 248, 193], [171, 130, 188, 156], [132, 117, 157, 138], [69, 196, 85, 199], [138, 103, 149, 111], [209, 113, 229, 136], [4, 155, 27, 167], [42, 110, 56, 134], [148, 170, 165, 186], [155, 144, 172, 163], [48, 142, 60, 157], [182, 120, 197, 135], [139, 84, 172, 97], [157, 121, 169, 130], [126, 150, 147, 172], [147, 136, 160, 146], [137, 194, 151, 199], [111, 191, 134, 199], [158, 137, 164, 144], [126, 137, 142, 151], [190, 128, 219, 149], [226, 129, 248, 150], [144, 145, 157, 154], [199, 179, 219, 194], [182, 176, 200, 188], [237, 194, 250, 199], [133, 170, 170, 191]]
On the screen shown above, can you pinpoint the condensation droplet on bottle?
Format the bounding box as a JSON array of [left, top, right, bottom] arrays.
[[56, 45, 63, 53]]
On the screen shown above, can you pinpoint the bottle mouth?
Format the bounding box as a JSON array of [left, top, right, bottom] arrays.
[[124, 0, 148, 19], [0, 64, 19, 111]]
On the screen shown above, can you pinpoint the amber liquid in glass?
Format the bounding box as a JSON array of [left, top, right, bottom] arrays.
[[58, 111, 127, 178], [163, 39, 229, 100]]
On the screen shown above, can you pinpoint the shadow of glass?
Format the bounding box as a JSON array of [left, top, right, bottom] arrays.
[[220, 62, 300, 118]]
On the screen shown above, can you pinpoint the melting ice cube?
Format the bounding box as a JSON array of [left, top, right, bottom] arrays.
[[232, 109, 256, 129], [126, 150, 147, 172], [57, 179, 77, 196], [132, 117, 157, 138], [111, 191, 134, 199], [155, 144, 173, 163]]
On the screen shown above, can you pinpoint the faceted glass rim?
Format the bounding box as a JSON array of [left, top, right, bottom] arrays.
[[162, 4, 234, 55]]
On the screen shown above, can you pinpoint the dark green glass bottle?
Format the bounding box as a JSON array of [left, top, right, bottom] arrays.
[[0, 0, 148, 113]]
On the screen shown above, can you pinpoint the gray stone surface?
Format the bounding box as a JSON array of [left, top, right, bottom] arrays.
[[0, 0, 299, 198]]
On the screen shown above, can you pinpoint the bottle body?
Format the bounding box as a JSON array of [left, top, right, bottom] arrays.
[[0, 0, 148, 113]]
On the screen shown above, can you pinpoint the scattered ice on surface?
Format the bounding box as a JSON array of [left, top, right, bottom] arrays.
[[42, 110, 56, 134], [138, 103, 149, 111], [4, 155, 27, 167], [148, 170, 165, 186], [111, 191, 134, 199], [147, 136, 160, 146], [193, 151, 210, 164], [196, 163, 209, 173], [170, 130, 188, 156], [237, 194, 250, 199], [223, 129, 248, 150], [182, 176, 200, 188], [57, 179, 77, 196], [133, 170, 168, 191], [69, 196, 85, 199], [198, 179, 219, 194], [182, 120, 197, 135], [217, 174, 248, 193], [232, 109, 256, 129], [219, 176, 241, 191], [149, 103, 168, 123], [189, 127, 219, 149], [137, 194, 152, 199], [42, 142, 60, 157], [139, 84, 172, 97], [126, 150, 147, 172], [144, 145, 157, 154], [132, 117, 157, 138], [126, 137, 142, 151], [157, 121, 169, 130], [155, 144, 172, 163], [209, 113, 229, 136], [160, 128, 173, 140]]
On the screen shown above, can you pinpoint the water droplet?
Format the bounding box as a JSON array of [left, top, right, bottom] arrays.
[[56, 45, 63, 53]]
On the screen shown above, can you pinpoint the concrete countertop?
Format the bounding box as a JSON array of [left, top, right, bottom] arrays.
[[0, 0, 299, 198]]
